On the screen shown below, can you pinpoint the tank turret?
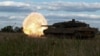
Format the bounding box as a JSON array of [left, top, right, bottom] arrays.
[[52, 19, 89, 28]]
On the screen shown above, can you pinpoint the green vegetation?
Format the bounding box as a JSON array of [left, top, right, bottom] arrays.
[[0, 33, 100, 56], [0, 25, 22, 32]]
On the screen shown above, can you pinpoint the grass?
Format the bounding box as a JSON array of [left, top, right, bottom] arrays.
[[0, 32, 100, 56]]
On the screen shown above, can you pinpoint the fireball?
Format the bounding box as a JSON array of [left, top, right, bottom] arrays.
[[23, 12, 48, 37]]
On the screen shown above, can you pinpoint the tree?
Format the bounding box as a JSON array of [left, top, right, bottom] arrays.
[[14, 27, 23, 32], [1, 26, 14, 32]]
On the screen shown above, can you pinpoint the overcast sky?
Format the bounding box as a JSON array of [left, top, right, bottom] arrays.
[[0, 0, 100, 29]]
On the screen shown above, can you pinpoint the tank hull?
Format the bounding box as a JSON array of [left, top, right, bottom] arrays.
[[44, 27, 98, 38]]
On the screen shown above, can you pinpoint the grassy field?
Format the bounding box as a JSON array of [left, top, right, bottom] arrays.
[[0, 32, 100, 56]]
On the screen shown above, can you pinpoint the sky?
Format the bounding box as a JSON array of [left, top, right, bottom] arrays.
[[0, 0, 100, 30]]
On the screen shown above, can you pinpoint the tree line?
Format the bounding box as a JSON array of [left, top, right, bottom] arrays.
[[0, 25, 23, 32]]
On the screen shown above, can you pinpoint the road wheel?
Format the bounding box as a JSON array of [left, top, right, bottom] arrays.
[[74, 32, 82, 39]]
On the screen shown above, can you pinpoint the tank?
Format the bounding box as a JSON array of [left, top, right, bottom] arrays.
[[43, 19, 98, 38]]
